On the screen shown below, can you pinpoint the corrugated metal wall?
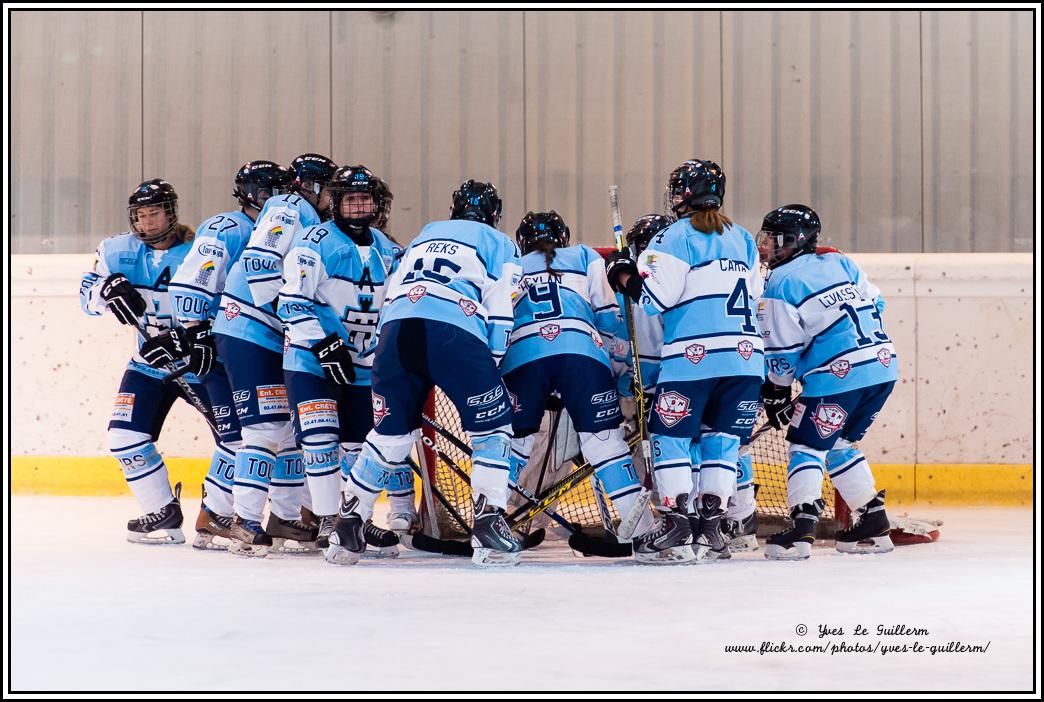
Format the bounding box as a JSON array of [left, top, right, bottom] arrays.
[[10, 9, 1035, 253]]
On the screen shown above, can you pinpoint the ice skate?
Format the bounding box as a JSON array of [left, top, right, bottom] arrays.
[[723, 511, 759, 553], [836, 490, 894, 554], [316, 514, 337, 551], [470, 494, 521, 567], [325, 494, 366, 566], [228, 515, 272, 557], [691, 494, 728, 562], [387, 509, 420, 536], [765, 500, 824, 560], [363, 520, 400, 558], [192, 503, 232, 551], [265, 513, 319, 555], [634, 495, 696, 565], [127, 482, 185, 545]]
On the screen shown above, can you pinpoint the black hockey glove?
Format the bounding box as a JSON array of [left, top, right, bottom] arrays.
[[605, 250, 642, 302], [140, 328, 189, 368], [311, 333, 356, 385], [100, 273, 147, 326], [142, 323, 216, 379], [760, 381, 794, 430], [180, 323, 216, 378]]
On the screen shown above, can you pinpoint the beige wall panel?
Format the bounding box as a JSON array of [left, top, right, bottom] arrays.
[[524, 11, 722, 243], [11, 11, 142, 253], [331, 10, 525, 242], [142, 10, 332, 230]]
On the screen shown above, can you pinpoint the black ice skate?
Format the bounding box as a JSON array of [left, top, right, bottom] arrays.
[[634, 494, 695, 565], [691, 494, 728, 562], [127, 482, 185, 545], [470, 494, 521, 567], [193, 500, 232, 551], [325, 494, 367, 566], [316, 514, 337, 551], [765, 499, 825, 560], [364, 520, 400, 558], [228, 515, 273, 557], [265, 513, 319, 555], [836, 490, 894, 554], [723, 511, 759, 553]]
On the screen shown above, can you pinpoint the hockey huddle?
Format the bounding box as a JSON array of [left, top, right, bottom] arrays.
[[80, 154, 899, 567]]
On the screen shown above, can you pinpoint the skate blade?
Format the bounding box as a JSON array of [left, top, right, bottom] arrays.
[[634, 545, 696, 565], [764, 542, 812, 560], [691, 544, 726, 563], [836, 535, 894, 554], [228, 541, 270, 558], [192, 533, 231, 551], [363, 545, 400, 559], [127, 528, 185, 545], [268, 538, 320, 556], [729, 534, 760, 552], [471, 547, 520, 567], [324, 544, 363, 566]]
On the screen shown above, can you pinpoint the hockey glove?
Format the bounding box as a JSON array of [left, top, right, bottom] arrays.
[[760, 381, 794, 430], [142, 323, 216, 379], [311, 333, 356, 385], [139, 328, 189, 368], [605, 250, 642, 302], [100, 273, 147, 326], [180, 323, 216, 378]]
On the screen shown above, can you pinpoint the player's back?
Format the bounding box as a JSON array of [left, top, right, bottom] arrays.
[[501, 244, 619, 374], [170, 210, 255, 324], [762, 251, 898, 395]]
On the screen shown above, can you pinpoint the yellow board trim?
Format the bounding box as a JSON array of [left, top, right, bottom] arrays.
[[8, 457, 1034, 505]]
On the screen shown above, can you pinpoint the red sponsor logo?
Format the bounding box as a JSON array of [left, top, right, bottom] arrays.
[[685, 343, 706, 365], [654, 391, 691, 428], [830, 360, 851, 379], [811, 402, 848, 439], [407, 285, 427, 303], [877, 348, 892, 367], [225, 302, 241, 321], [539, 324, 561, 341], [737, 340, 754, 360], [371, 393, 391, 426], [458, 299, 478, 317]]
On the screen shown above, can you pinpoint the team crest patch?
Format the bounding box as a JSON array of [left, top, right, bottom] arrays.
[[407, 285, 427, 303], [830, 360, 851, 379], [372, 392, 391, 426], [224, 301, 241, 321], [737, 340, 755, 360], [654, 391, 691, 428], [591, 332, 603, 349], [283, 334, 291, 355], [685, 343, 706, 365], [539, 324, 561, 341], [877, 348, 892, 367], [811, 403, 848, 439], [458, 299, 478, 317]]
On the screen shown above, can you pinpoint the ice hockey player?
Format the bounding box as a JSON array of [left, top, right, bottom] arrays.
[[606, 160, 765, 564], [277, 165, 412, 561], [756, 204, 898, 559], [327, 180, 522, 567], [79, 179, 214, 544], [212, 153, 338, 556], [500, 211, 653, 549], [135, 160, 289, 550]]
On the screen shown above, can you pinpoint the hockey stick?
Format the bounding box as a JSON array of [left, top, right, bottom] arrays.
[[133, 319, 219, 433]]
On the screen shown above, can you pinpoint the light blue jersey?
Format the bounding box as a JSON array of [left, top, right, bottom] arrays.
[[759, 251, 899, 396], [501, 245, 620, 374], [613, 291, 663, 396], [79, 228, 201, 383], [635, 219, 765, 382], [278, 224, 402, 383], [213, 194, 321, 352], [169, 210, 254, 324], [379, 219, 522, 363]]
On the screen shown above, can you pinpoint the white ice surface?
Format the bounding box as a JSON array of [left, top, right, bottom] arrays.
[[9, 497, 1036, 692]]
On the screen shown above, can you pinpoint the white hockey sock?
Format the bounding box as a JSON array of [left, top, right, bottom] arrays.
[[108, 428, 172, 514]]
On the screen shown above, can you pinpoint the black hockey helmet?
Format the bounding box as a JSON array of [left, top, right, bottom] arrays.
[[373, 176, 394, 231], [450, 179, 502, 227], [289, 153, 338, 198], [328, 164, 386, 233], [516, 211, 570, 254], [665, 159, 726, 216], [128, 178, 179, 245], [233, 160, 293, 213], [757, 204, 822, 269], [625, 213, 674, 256]]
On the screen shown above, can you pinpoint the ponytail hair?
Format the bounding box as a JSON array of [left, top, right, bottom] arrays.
[[534, 241, 561, 280], [689, 209, 733, 235]]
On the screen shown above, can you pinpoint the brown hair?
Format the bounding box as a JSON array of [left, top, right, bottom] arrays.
[[688, 209, 733, 235], [533, 240, 562, 279]]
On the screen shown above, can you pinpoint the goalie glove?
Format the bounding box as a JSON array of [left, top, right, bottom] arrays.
[[100, 273, 147, 326], [311, 333, 356, 385], [760, 381, 794, 430]]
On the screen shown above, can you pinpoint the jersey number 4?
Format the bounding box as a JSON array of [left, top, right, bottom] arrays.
[[726, 279, 756, 333]]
